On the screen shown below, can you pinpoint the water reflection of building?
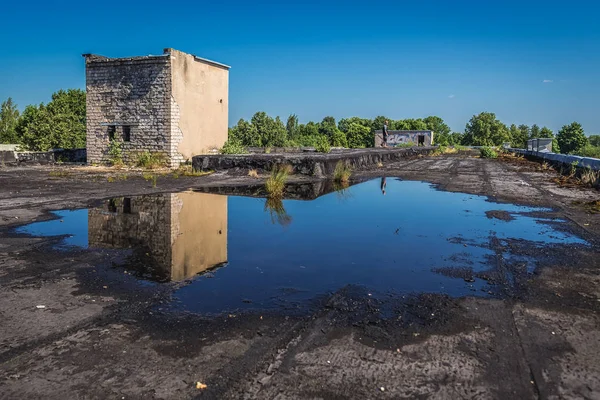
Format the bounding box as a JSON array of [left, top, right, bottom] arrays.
[[88, 192, 227, 281]]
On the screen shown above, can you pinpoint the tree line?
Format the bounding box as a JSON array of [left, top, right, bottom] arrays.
[[1, 91, 598, 157], [0, 90, 86, 151], [227, 111, 598, 156]]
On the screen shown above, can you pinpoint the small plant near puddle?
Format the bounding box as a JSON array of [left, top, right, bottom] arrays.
[[172, 165, 213, 178], [143, 173, 158, 187], [572, 200, 600, 214], [220, 140, 248, 154], [49, 170, 70, 178], [480, 147, 498, 159], [265, 165, 291, 198], [334, 161, 351, 183], [135, 151, 166, 169], [432, 145, 458, 156], [248, 169, 259, 178], [579, 167, 600, 188]]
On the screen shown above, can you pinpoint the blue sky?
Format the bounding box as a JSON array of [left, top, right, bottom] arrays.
[[1, 0, 598, 133]]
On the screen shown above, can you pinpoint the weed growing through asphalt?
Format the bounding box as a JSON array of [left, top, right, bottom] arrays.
[[143, 173, 158, 188], [334, 161, 351, 183], [265, 165, 291, 198], [480, 147, 498, 159], [49, 170, 70, 178], [135, 151, 166, 169], [172, 165, 213, 178]]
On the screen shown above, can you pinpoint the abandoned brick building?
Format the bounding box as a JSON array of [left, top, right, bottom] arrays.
[[84, 48, 230, 167]]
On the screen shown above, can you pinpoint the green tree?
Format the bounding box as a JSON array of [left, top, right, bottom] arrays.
[[588, 135, 600, 147], [557, 122, 587, 154], [17, 89, 86, 151], [463, 112, 509, 146], [286, 114, 299, 140], [229, 118, 260, 147], [0, 98, 20, 144], [508, 124, 521, 147], [450, 132, 464, 145], [530, 124, 541, 139], [318, 116, 347, 147], [405, 118, 428, 130], [250, 112, 287, 147], [372, 116, 392, 133], [339, 117, 371, 133], [346, 123, 372, 148], [295, 122, 321, 147], [540, 127, 554, 137], [517, 125, 529, 145], [423, 116, 451, 145]]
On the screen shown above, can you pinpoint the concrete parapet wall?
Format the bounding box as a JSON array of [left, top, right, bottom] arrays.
[[1, 148, 87, 166], [192, 147, 436, 177], [512, 149, 600, 171]]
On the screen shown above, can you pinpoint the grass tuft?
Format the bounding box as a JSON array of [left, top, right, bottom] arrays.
[[480, 147, 498, 159], [248, 169, 259, 178], [333, 161, 352, 183], [265, 165, 290, 198], [142, 173, 158, 188], [172, 165, 213, 177], [135, 151, 166, 169]]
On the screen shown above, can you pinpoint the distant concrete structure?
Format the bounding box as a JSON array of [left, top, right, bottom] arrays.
[[527, 138, 553, 152], [84, 48, 230, 167], [374, 130, 434, 147]]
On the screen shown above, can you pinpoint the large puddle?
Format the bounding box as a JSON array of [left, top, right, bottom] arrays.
[[14, 179, 589, 314]]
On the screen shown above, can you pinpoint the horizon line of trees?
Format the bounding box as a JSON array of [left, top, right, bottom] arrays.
[[1, 91, 599, 158], [0, 90, 86, 151]]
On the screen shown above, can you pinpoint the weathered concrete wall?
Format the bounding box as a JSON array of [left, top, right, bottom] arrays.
[[17, 152, 55, 164], [192, 147, 436, 177], [84, 54, 172, 165], [0, 151, 17, 164], [88, 192, 227, 281], [53, 148, 87, 163], [375, 131, 434, 147], [170, 49, 229, 164], [512, 149, 600, 171]]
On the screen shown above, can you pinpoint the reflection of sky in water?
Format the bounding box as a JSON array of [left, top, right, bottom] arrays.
[[12, 180, 589, 315], [15, 209, 89, 248], [175, 180, 588, 314]]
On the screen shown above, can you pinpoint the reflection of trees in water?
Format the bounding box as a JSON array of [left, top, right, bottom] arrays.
[[264, 197, 293, 227], [333, 181, 352, 202]]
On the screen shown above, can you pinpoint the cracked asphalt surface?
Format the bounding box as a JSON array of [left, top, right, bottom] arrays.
[[0, 152, 599, 399]]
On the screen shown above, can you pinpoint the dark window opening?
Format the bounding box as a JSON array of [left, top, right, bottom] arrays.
[[123, 198, 132, 214], [108, 198, 118, 213], [123, 126, 131, 142], [108, 126, 116, 141], [418, 135, 425, 146]]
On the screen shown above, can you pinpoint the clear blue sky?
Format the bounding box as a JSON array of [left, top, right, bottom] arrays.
[[1, 0, 599, 134]]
